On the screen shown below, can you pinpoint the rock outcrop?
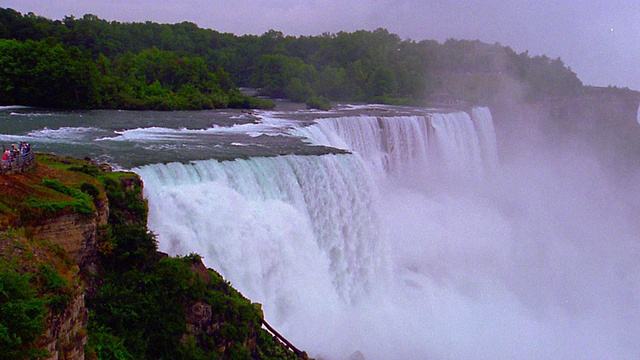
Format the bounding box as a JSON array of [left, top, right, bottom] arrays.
[[40, 282, 88, 360], [0, 154, 306, 359]]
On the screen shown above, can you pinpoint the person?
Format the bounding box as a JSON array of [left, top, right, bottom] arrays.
[[2, 148, 10, 171]]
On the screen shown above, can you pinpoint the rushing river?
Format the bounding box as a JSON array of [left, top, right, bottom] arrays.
[[2, 103, 640, 359]]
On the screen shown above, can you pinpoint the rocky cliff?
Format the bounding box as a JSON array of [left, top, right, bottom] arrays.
[[0, 154, 305, 359]]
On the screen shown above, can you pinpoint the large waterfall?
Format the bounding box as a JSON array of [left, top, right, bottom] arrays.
[[135, 107, 640, 359], [293, 107, 497, 180]]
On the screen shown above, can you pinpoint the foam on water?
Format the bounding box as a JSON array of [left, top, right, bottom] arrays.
[[20, 127, 101, 142], [135, 107, 640, 359]]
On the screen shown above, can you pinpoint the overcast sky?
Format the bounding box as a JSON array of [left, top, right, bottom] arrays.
[[4, 0, 640, 91]]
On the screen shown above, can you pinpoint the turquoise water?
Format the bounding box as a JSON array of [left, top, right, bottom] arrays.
[[0, 104, 348, 168]]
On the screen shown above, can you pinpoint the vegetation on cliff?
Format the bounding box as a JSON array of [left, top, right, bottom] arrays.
[[1, 7, 584, 110], [0, 154, 302, 359], [0, 230, 77, 360]]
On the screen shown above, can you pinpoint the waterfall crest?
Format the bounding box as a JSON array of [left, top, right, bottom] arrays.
[[294, 107, 498, 180]]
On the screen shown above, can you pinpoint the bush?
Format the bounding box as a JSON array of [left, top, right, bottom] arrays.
[[0, 264, 48, 360], [306, 95, 333, 110], [37, 263, 72, 314], [24, 178, 96, 215], [85, 327, 135, 360]]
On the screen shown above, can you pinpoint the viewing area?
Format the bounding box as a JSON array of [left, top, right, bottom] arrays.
[[1, 143, 35, 175]]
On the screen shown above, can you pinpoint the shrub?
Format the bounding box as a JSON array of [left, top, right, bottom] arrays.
[[306, 95, 333, 110], [37, 263, 72, 314], [24, 178, 96, 216], [0, 264, 48, 360]]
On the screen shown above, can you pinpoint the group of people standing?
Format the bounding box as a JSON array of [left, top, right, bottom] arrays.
[[1, 142, 34, 174]]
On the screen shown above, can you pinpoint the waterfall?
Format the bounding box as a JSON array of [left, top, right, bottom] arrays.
[[292, 115, 429, 176], [135, 154, 384, 304], [134, 106, 640, 359], [294, 107, 498, 181], [134, 107, 503, 358], [471, 107, 499, 172]]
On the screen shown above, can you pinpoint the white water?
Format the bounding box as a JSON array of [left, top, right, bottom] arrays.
[[135, 107, 640, 359], [98, 122, 291, 141]]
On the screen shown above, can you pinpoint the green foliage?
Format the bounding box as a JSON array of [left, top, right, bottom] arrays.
[[80, 181, 101, 200], [103, 225, 158, 271], [0, 262, 48, 360], [22, 178, 96, 218], [306, 95, 332, 110], [0, 8, 584, 108], [69, 164, 103, 177], [228, 90, 276, 109], [88, 245, 269, 359], [101, 176, 148, 226], [0, 38, 99, 108], [85, 328, 135, 360], [36, 263, 72, 313]]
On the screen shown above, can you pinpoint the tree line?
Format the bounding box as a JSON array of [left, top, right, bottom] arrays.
[[0, 8, 584, 110]]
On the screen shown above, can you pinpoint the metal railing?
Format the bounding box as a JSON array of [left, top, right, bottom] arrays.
[[1, 148, 35, 175]]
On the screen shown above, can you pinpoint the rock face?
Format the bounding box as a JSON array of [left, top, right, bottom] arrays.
[[30, 210, 105, 270], [24, 176, 128, 360], [41, 283, 88, 360], [30, 214, 107, 359]]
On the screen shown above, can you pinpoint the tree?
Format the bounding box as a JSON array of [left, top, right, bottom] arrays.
[[0, 39, 100, 108]]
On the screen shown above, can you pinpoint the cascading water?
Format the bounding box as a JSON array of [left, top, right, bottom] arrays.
[[293, 108, 495, 181], [135, 153, 384, 304], [471, 107, 499, 172], [135, 106, 640, 359]]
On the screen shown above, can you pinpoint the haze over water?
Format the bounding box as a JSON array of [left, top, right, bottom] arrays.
[[2, 104, 640, 359]]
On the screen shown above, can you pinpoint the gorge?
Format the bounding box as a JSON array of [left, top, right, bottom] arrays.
[[2, 90, 640, 359]]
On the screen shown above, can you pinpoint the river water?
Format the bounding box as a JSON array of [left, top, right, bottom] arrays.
[[2, 103, 640, 359]]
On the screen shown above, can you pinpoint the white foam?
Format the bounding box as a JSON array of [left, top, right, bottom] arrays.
[[24, 127, 100, 142], [98, 120, 297, 141], [0, 105, 30, 111]]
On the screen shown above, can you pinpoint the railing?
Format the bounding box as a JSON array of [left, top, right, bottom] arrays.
[[1, 149, 35, 175], [261, 319, 309, 359]]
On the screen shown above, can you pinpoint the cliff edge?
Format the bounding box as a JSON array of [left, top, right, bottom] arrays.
[[0, 154, 305, 359]]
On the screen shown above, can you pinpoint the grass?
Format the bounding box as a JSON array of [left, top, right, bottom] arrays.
[[0, 154, 136, 228]]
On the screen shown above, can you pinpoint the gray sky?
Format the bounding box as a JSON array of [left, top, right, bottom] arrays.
[[4, 0, 640, 91]]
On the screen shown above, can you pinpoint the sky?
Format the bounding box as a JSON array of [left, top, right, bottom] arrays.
[[3, 0, 640, 91]]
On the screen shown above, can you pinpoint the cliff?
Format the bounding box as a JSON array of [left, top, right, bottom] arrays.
[[0, 154, 305, 359]]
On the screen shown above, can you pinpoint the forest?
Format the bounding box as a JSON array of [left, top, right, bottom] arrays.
[[0, 8, 584, 110]]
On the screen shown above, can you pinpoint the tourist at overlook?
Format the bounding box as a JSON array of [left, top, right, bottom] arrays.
[[1, 142, 34, 174]]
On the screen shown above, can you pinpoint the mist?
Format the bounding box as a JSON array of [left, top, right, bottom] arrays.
[[137, 102, 640, 359], [316, 116, 639, 359], [376, 147, 639, 359]]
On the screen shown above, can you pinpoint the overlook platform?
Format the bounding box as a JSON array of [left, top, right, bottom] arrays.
[[1, 148, 35, 175]]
